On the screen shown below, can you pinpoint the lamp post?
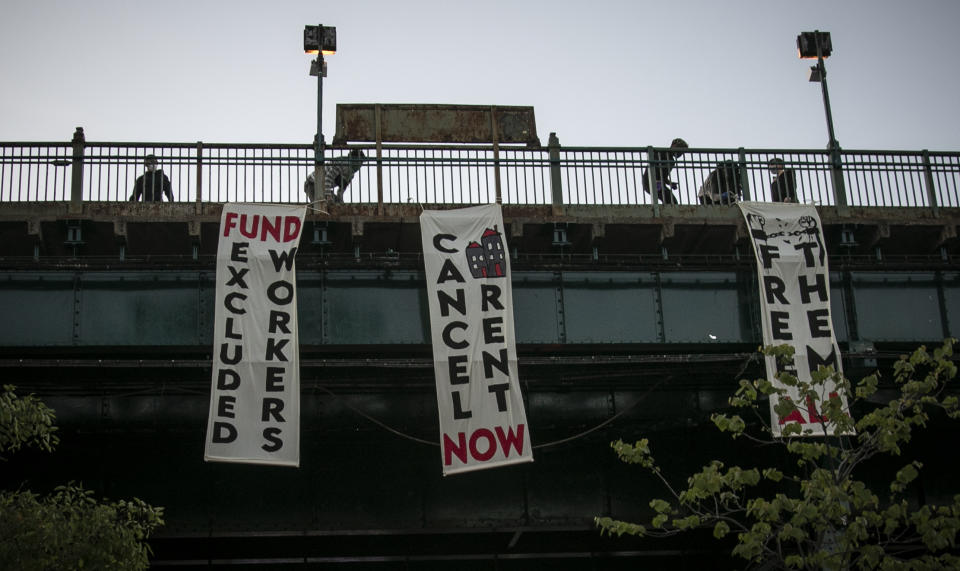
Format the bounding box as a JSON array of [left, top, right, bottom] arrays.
[[797, 31, 838, 151], [798, 30, 846, 206], [304, 24, 337, 202]]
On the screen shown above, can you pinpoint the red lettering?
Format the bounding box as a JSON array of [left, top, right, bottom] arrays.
[[779, 408, 806, 425], [805, 395, 823, 423], [283, 216, 302, 242], [495, 424, 525, 457], [806, 391, 842, 423], [223, 213, 301, 242], [444, 426, 528, 466], [781, 392, 845, 427], [223, 211, 239, 237], [778, 397, 807, 425], [469, 428, 496, 461], [443, 432, 467, 466], [239, 214, 259, 239], [261, 216, 282, 242]]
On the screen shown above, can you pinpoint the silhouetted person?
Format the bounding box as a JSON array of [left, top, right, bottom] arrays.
[[129, 154, 173, 202], [643, 138, 688, 204], [698, 160, 743, 205], [304, 149, 367, 203], [768, 157, 797, 203]]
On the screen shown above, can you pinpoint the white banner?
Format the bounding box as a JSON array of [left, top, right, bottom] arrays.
[[738, 202, 852, 437], [205, 203, 306, 466], [420, 205, 533, 475]]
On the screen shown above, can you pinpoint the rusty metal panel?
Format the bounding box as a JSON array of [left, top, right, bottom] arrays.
[[333, 104, 540, 146]]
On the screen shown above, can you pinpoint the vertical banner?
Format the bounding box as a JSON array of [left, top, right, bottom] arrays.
[[205, 203, 306, 466], [738, 202, 852, 437], [420, 204, 533, 475]]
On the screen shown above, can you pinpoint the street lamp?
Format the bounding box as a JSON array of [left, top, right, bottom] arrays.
[[304, 24, 337, 201], [797, 30, 838, 151], [798, 30, 847, 206]]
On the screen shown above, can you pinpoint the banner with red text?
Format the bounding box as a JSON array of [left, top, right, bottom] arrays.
[[739, 202, 853, 437], [420, 204, 533, 475], [205, 203, 306, 466]]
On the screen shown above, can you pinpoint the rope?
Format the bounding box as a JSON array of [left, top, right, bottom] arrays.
[[532, 376, 668, 450], [313, 376, 670, 451], [313, 384, 438, 447], [304, 200, 329, 215]]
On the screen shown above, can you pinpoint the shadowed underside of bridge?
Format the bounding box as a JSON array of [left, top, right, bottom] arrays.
[[2, 204, 960, 568]]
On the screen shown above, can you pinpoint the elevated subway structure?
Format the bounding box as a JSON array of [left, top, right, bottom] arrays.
[[2, 117, 960, 568]]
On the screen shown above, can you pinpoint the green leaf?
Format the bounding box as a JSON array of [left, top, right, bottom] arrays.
[[0, 484, 163, 570], [652, 514, 668, 529], [672, 515, 701, 530], [649, 499, 671, 514], [762, 468, 784, 482], [597, 339, 960, 571], [0, 385, 60, 455], [891, 461, 922, 493], [610, 439, 656, 469], [595, 517, 646, 538]]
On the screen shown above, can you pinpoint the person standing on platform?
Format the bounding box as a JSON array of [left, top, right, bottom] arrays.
[[768, 157, 798, 203], [129, 154, 173, 202]]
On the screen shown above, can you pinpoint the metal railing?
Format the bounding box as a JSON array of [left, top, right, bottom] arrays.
[[2, 132, 958, 212]]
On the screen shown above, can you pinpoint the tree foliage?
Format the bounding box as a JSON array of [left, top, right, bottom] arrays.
[[0, 485, 164, 571], [0, 385, 164, 570], [597, 340, 960, 570], [0, 384, 59, 457]]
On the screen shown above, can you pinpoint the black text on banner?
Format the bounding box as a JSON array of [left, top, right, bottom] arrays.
[[738, 202, 853, 437], [204, 204, 306, 466], [420, 204, 534, 475]]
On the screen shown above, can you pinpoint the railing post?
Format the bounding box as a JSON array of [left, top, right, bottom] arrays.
[[491, 106, 502, 204], [830, 144, 848, 208], [548, 132, 563, 215], [375, 104, 384, 214], [69, 127, 85, 213], [922, 150, 940, 217], [738, 147, 751, 201], [646, 146, 660, 217], [195, 141, 203, 213]]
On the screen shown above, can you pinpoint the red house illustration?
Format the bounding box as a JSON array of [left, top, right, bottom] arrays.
[[466, 241, 487, 278], [465, 226, 507, 279]]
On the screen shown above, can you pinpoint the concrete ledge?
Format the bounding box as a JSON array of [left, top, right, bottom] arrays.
[[3, 202, 960, 260]]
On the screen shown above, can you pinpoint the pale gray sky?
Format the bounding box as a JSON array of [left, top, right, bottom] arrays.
[[2, 0, 958, 151]]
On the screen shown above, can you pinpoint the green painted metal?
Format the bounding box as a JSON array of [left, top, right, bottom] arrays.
[[0, 272, 75, 346], [850, 271, 954, 341], [320, 270, 429, 345], [76, 272, 203, 346], [940, 272, 960, 337], [5, 137, 959, 207], [562, 271, 660, 343], [512, 272, 563, 343], [659, 272, 750, 344], [1, 269, 957, 348]]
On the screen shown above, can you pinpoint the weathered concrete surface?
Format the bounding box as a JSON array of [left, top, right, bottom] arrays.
[[1, 202, 958, 261]]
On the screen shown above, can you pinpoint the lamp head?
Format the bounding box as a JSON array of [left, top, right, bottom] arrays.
[[304, 25, 337, 55], [797, 31, 832, 59]]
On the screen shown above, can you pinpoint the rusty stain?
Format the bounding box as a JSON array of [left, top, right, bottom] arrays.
[[333, 104, 539, 146]]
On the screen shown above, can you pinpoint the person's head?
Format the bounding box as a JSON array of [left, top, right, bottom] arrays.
[[144, 154, 159, 172], [670, 137, 688, 157], [348, 149, 367, 165], [768, 157, 785, 174]]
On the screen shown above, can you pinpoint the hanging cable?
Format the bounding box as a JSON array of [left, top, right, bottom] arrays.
[[313, 376, 672, 451]]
